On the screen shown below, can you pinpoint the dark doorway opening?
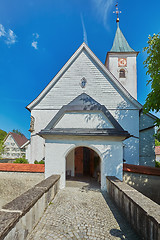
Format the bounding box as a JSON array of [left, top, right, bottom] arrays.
[[74, 147, 100, 180], [83, 147, 90, 176]]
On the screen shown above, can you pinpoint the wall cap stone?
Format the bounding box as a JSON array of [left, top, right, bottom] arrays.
[[107, 176, 160, 228], [0, 174, 60, 240]]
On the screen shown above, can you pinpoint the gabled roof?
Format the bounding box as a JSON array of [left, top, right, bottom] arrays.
[[26, 42, 142, 111], [5, 132, 28, 148], [39, 93, 130, 139], [110, 23, 135, 52]]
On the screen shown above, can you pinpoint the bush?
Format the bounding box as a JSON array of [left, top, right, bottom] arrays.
[[155, 161, 160, 168], [34, 160, 45, 164], [13, 158, 29, 164]]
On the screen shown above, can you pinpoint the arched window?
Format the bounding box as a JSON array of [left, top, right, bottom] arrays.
[[119, 69, 126, 78]]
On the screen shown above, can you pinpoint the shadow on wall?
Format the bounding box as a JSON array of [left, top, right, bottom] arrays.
[[123, 172, 160, 205], [101, 145, 123, 180], [139, 128, 155, 166], [83, 100, 139, 166]]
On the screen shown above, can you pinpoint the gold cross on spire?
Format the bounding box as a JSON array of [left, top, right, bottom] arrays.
[[113, 2, 121, 23]]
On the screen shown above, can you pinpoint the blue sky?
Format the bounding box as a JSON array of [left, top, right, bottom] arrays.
[[0, 0, 160, 139]]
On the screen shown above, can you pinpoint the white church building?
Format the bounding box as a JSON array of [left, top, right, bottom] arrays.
[[26, 20, 156, 190]]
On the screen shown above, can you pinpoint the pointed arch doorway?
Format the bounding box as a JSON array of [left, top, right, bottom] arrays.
[[66, 146, 101, 181]]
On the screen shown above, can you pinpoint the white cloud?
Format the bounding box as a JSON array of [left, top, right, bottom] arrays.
[[91, 0, 114, 28], [33, 33, 39, 39], [31, 41, 38, 50], [81, 14, 88, 45], [31, 33, 39, 50], [0, 24, 6, 37], [0, 24, 17, 46], [5, 29, 17, 45]]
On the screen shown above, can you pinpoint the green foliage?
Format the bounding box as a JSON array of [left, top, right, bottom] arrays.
[[34, 160, 45, 164], [0, 141, 5, 158], [12, 129, 23, 135], [0, 129, 7, 158], [143, 33, 160, 125], [0, 129, 7, 142], [155, 139, 160, 146], [155, 161, 160, 168], [154, 128, 160, 145], [13, 158, 29, 164]]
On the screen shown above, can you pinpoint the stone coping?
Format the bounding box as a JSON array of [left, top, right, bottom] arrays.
[[107, 176, 160, 239], [107, 176, 160, 222], [0, 175, 60, 239]]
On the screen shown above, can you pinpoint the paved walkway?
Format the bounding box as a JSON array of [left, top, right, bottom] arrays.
[[27, 178, 140, 240]]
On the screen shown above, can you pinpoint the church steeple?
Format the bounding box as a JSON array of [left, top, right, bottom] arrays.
[[110, 23, 135, 53], [105, 3, 138, 100], [111, 3, 135, 53]]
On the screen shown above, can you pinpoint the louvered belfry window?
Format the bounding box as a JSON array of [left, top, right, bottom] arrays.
[[119, 69, 125, 78]]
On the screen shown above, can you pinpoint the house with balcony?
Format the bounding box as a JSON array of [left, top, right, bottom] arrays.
[[2, 132, 29, 161]]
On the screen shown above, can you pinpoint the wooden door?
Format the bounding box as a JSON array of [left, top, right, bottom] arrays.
[[83, 147, 90, 176], [90, 149, 94, 177], [75, 147, 83, 176]]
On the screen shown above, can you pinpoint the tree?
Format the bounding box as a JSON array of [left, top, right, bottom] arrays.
[[0, 129, 7, 158], [0, 129, 7, 142], [143, 33, 160, 125], [12, 129, 23, 135]]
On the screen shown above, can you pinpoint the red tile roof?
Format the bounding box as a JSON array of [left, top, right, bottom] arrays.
[[123, 163, 160, 176], [155, 146, 160, 155], [9, 132, 28, 148], [0, 163, 44, 172]]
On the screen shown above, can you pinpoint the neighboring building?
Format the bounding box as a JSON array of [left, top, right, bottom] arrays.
[[2, 132, 29, 160], [26, 18, 156, 190], [155, 146, 160, 162]]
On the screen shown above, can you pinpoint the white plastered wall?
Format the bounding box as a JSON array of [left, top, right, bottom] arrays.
[[30, 108, 139, 165], [45, 136, 123, 190], [29, 110, 58, 163], [29, 50, 140, 164], [55, 112, 114, 129], [66, 149, 75, 176], [110, 109, 139, 165], [107, 53, 137, 100]]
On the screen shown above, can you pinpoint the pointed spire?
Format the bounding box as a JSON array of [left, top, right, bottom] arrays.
[[111, 2, 135, 52]]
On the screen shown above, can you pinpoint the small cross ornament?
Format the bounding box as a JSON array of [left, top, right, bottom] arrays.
[[113, 2, 121, 22]]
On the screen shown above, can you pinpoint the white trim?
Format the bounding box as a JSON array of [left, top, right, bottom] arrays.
[[20, 140, 30, 149], [26, 42, 142, 110]]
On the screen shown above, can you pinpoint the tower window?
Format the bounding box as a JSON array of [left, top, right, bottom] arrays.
[[119, 69, 126, 78]]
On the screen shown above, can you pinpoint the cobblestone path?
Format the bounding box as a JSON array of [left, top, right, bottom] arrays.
[[27, 178, 140, 240]]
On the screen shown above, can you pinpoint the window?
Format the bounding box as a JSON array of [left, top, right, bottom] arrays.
[[119, 69, 126, 78]]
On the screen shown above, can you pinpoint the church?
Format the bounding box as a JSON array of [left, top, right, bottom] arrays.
[[26, 18, 156, 190]]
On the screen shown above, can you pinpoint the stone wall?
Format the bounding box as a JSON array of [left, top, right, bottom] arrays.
[[123, 163, 160, 205], [0, 172, 44, 209], [106, 176, 160, 240], [123, 172, 160, 205], [0, 175, 60, 240]]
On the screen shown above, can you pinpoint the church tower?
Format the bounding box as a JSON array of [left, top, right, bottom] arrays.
[[105, 9, 138, 99]]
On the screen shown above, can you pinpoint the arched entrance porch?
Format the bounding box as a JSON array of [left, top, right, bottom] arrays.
[[66, 146, 101, 182]]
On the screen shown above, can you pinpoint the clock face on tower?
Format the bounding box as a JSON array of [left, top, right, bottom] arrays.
[[118, 58, 127, 67]]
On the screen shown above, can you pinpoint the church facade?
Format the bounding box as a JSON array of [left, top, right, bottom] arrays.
[[26, 22, 156, 190]]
